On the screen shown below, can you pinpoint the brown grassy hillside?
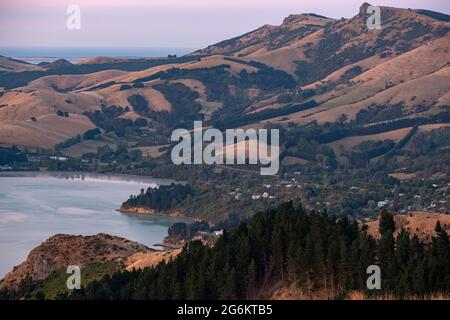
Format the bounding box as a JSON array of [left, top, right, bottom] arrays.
[[366, 211, 450, 242], [0, 3, 448, 151]]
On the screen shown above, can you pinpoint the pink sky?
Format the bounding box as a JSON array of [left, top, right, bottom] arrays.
[[0, 1, 448, 48], [1, 0, 447, 8]]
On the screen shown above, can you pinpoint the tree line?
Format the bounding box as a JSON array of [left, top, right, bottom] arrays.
[[58, 202, 449, 300], [121, 183, 194, 212], [0, 146, 27, 165], [316, 111, 450, 144]]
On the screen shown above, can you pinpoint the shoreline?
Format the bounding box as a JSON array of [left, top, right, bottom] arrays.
[[118, 206, 198, 249], [153, 242, 183, 250], [0, 174, 188, 278], [117, 206, 191, 219], [0, 170, 183, 186]]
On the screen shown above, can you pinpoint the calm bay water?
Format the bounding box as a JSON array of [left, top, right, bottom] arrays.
[[0, 172, 191, 278]]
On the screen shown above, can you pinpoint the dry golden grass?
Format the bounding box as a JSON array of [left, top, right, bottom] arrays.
[[327, 127, 412, 154], [313, 66, 450, 123], [259, 19, 450, 125], [282, 156, 310, 166], [0, 90, 102, 121], [99, 84, 172, 112], [0, 114, 95, 149], [78, 56, 131, 64], [250, 45, 308, 75], [25, 70, 127, 92], [135, 145, 168, 158], [170, 78, 206, 95], [249, 27, 323, 75], [303, 54, 391, 91], [217, 139, 277, 163], [0, 56, 43, 72], [365, 212, 450, 243], [194, 13, 331, 62], [270, 284, 450, 300], [309, 36, 450, 121], [125, 249, 182, 271], [348, 291, 450, 300], [388, 172, 417, 181], [111, 63, 179, 83], [63, 140, 115, 158], [182, 55, 258, 74], [117, 111, 141, 121], [1, 6, 448, 150], [417, 123, 450, 133], [238, 17, 330, 74]]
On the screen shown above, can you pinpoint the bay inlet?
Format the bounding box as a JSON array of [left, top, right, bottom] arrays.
[[0, 172, 191, 278]]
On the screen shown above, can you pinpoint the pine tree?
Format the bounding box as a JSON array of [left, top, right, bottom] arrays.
[[337, 238, 351, 294], [302, 235, 315, 297], [287, 241, 299, 282], [326, 236, 340, 298], [428, 221, 450, 292], [313, 237, 326, 289], [378, 210, 396, 293], [395, 229, 412, 296], [379, 209, 395, 236], [246, 259, 257, 299], [409, 235, 425, 295], [223, 265, 237, 299], [270, 224, 285, 282], [358, 226, 377, 290]]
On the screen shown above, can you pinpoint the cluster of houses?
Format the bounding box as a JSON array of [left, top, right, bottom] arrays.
[[228, 178, 304, 202], [251, 192, 276, 200]]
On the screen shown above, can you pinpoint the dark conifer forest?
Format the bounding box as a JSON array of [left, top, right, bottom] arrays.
[[121, 184, 194, 212], [61, 202, 450, 300]]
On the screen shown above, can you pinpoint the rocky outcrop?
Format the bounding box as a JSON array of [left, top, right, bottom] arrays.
[[0, 233, 151, 289]]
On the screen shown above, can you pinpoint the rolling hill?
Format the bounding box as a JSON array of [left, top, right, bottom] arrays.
[[0, 2, 448, 160]]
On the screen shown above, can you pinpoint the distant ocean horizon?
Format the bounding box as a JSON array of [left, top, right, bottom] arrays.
[[0, 47, 197, 64]]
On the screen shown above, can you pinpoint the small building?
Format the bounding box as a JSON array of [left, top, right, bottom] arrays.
[[377, 200, 389, 208], [49, 156, 68, 161]]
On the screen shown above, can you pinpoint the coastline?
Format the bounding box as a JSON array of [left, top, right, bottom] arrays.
[[0, 170, 183, 186], [118, 206, 197, 249], [117, 206, 190, 219], [0, 174, 189, 278]]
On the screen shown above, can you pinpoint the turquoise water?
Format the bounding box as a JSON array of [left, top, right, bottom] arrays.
[[0, 172, 190, 278]]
